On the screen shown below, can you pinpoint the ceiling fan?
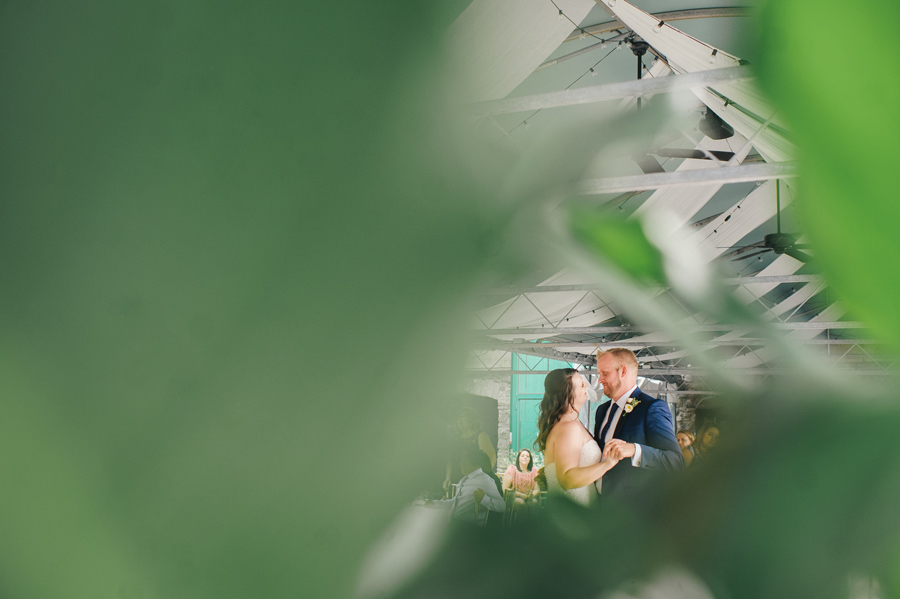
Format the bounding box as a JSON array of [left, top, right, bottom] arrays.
[[723, 181, 815, 263], [632, 109, 738, 173]]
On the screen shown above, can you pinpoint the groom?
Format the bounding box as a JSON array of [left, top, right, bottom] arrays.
[[593, 348, 683, 500]]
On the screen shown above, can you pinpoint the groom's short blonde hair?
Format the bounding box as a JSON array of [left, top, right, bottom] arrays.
[[597, 348, 639, 372]]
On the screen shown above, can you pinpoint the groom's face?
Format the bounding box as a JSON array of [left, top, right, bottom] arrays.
[[597, 354, 628, 400]]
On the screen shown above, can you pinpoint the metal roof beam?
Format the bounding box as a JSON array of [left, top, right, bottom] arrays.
[[474, 338, 882, 350], [467, 367, 897, 376], [562, 7, 753, 42], [541, 8, 752, 72], [476, 321, 865, 335], [536, 33, 631, 72], [465, 66, 755, 115], [496, 346, 594, 366], [483, 274, 821, 295], [576, 161, 797, 195]]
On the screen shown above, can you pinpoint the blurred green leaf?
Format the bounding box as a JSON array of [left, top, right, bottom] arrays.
[[570, 212, 666, 287], [389, 390, 900, 599], [0, 2, 492, 598], [756, 0, 900, 350]]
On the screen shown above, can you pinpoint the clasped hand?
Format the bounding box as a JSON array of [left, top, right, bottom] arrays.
[[603, 439, 635, 462]]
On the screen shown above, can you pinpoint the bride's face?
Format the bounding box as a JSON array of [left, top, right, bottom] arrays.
[[571, 374, 588, 408]]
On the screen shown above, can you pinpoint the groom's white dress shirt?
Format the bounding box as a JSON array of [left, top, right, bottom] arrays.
[[432, 468, 505, 525]]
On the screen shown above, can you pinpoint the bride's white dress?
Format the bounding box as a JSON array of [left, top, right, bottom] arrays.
[[544, 438, 602, 506]]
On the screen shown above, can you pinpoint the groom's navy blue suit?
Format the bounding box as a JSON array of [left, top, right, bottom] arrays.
[[593, 387, 683, 500]]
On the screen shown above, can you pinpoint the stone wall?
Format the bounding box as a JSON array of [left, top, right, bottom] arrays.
[[674, 397, 697, 434], [465, 377, 511, 471]]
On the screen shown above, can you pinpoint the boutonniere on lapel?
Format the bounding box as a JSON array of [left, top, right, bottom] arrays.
[[623, 396, 641, 414]]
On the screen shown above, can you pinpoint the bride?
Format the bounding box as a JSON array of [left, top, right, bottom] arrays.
[[537, 368, 618, 505]]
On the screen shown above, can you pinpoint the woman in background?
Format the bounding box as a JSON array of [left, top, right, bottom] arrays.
[[502, 448, 540, 506], [692, 423, 720, 462], [676, 430, 696, 467]]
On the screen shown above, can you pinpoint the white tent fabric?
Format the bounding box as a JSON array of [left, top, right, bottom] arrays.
[[735, 254, 806, 303], [690, 180, 784, 258], [635, 278, 820, 365], [616, 59, 672, 110], [476, 269, 616, 334], [632, 135, 753, 228], [724, 303, 847, 368], [599, 0, 794, 163], [446, 0, 596, 104], [451, 0, 857, 376]]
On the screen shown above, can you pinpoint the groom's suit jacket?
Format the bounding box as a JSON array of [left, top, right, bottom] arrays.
[[593, 387, 683, 500]]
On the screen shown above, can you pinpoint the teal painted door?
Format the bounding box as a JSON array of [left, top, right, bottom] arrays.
[[509, 353, 584, 461], [514, 398, 541, 454]]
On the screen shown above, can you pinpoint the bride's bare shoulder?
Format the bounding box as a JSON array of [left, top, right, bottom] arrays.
[[547, 419, 582, 443]]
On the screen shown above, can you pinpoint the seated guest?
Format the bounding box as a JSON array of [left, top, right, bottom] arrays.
[[502, 448, 540, 506], [443, 407, 497, 495], [427, 447, 505, 525], [475, 449, 503, 496], [676, 430, 696, 467], [692, 423, 720, 462]]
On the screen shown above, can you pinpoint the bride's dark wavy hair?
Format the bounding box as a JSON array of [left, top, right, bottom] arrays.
[[535, 368, 578, 452]]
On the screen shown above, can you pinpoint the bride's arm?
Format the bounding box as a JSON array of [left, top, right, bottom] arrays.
[[554, 423, 619, 490]]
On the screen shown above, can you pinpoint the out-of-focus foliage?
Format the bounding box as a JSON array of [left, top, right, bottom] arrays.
[[390, 392, 900, 599], [379, 3, 900, 599], [571, 213, 666, 287], [755, 0, 900, 351], [2, 0, 899, 598], [0, 2, 491, 598]]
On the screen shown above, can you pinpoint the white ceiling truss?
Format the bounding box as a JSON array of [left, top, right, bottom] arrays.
[[454, 0, 891, 383]]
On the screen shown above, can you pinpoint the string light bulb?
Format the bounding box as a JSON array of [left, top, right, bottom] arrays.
[[708, 49, 718, 64], [590, 68, 596, 77], [654, 21, 665, 33], [601, 41, 608, 49], [558, 9, 564, 21], [579, 29, 587, 39]]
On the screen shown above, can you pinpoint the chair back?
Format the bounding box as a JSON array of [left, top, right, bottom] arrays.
[[502, 489, 517, 526], [473, 497, 489, 527]]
